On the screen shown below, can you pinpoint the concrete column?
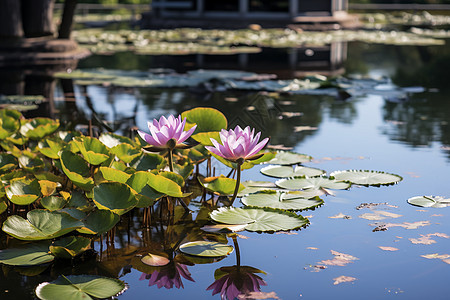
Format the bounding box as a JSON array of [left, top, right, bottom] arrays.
[[239, 0, 248, 16], [289, 0, 298, 18], [196, 0, 204, 15]]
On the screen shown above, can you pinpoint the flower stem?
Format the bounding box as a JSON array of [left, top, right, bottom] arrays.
[[232, 234, 241, 269], [168, 149, 174, 172], [229, 163, 242, 205]]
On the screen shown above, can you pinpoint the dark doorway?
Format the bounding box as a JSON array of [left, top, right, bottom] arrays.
[[249, 0, 289, 12], [204, 0, 239, 11]]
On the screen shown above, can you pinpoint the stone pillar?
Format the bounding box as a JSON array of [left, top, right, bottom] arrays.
[[239, 0, 248, 16], [196, 0, 203, 16], [0, 0, 24, 39], [21, 0, 55, 38], [289, 0, 298, 18]]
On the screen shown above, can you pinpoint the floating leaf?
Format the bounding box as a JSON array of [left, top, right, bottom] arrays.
[[18, 155, 45, 172], [92, 182, 137, 215], [200, 224, 248, 233], [140, 253, 170, 267], [179, 241, 234, 258], [35, 275, 127, 300], [49, 236, 91, 259], [276, 177, 351, 191], [131, 153, 165, 171], [407, 196, 450, 208], [181, 107, 227, 134], [147, 173, 186, 198], [241, 191, 323, 211], [201, 176, 244, 196], [2, 210, 83, 240], [0, 242, 54, 266], [41, 196, 67, 211], [99, 132, 134, 148], [5, 177, 41, 205], [238, 181, 278, 196], [333, 275, 357, 285], [38, 139, 64, 159], [39, 180, 60, 197], [20, 118, 59, 140], [0, 109, 21, 139], [73, 137, 110, 165], [60, 150, 94, 191], [110, 143, 141, 163], [77, 210, 120, 235], [97, 166, 131, 183], [267, 151, 312, 165], [261, 165, 325, 178], [0, 153, 17, 173], [210, 207, 309, 232], [330, 170, 402, 186]]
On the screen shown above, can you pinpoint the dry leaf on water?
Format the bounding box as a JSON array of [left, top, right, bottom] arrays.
[[319, 250, 358, 267], [359, 210, 402, 221], [421, 253, 450, 264], [306, 247, 318, 250], [409, 233, 449, 245], [266, 144, 293, 151], [333, 275, 357, 285], [293, 126, 318, 132], [238, 291, 280, 300], [370, 221, 431, 230], [329, 213, 352, 219], [379, 246, 399, 251]]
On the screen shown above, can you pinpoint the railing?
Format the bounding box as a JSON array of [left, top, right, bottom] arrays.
[[349, 3, 450, 11], [54, 3, 151, 15]]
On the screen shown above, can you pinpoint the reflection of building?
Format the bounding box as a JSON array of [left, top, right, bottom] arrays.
[[148, 0, 357, 29], [139, 42, 347, 78]]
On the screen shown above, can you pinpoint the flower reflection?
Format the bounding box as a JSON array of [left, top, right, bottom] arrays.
[[140, 261, 195, 289], [207, 265, 267, 300]]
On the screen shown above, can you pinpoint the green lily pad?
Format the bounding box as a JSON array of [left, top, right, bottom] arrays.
[[66, 191, 92, 211], [147, 173, 187, 198], [276, 176, 351, 191], [200, 176, 244, 196], [179, 241, 234, 258], [181, 107, 227, 133], [0, 242, 54, 266], [99, 132, 135, 148], [2, 210, 83, 240], [50, 236, 91, 259], [38, 139, 65, 159], [20, 118, 59, 140], [159, 171, 185, 187], [407, 196, 450, 208], [110, 143, 141, 163], [330, 170, 403, 187], [18, 155, 45, 172], [93, 182, 137, 215], [241, 190, 323, 211], [97, 166, 131, 183], [5, 177, 41, 205], [0, 109, 21, 139], [210, 206, 309, 232], [0, 153, 18, 173], [140, 253, 170, 267], [41, 196, 68, 211], [267, 151, 312, 165], [77, 210, 120, 234], [60, 150, 94, 191], [126, 172, 162, 207], [260, 165, 325, 178], [35, 275, 127, 300], [73, 137, 111, 165], [238, 181, 278, 196], [131, 153, 165, 171], [39, 180, 60, 197]]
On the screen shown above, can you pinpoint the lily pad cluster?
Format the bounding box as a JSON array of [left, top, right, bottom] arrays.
[[0, 107, 405, 298]]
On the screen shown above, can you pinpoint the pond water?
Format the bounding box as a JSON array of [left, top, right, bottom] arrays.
[[1, 39, 450, 300]]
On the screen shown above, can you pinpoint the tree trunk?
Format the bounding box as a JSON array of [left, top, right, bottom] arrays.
[[0, 0, 24, 39], [58, 0, 78, 39], [21, 0, 55, 38]]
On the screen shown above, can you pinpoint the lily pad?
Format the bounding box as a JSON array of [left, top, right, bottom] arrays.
[[99, 132, 135, 148], [238, 181, 278, 196], [49, 236, 91, 259], [181, 107, 227, 133], [60, 150, 94, 191], [2, 210, 83, 240], [210, 206, 309, 232], [38, 139, 65, 159], [147, 173, 187, 198], [131, 153, 166, 171], [200, 176, 244, 196], [330, 170, 403, 186], [20, 118, 59, 140], [73, 137, 111, 165], [35, 275, 127, 300], [261, 165, 325, 178], [140, 253, 170, 267], [5, 177, 41, 205], [77, 210, 120, 234], [0, 153, 18, 173], [41, 196, 67, 211], [407, 196, 450, 208], [0, 242, 54, 266], [92, 182, 137, 215], [241, 191, 323, 211], [179, 241, 234, 258], [276, 176, 351, 191], [110, 143, 141, 163], [267, 151, 312, 165]]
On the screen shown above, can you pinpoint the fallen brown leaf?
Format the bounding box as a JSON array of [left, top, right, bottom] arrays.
[[409, 233, 449, 245], [370, 221, 431, 230], [333, 275, 357, 285], [319, 251, 358, 267], [293, 126, 318, 132], [329, 213, 352, 219], [379, 246, 399, 251], [238, 292, 280, 300], [306, 247, 318, 250]]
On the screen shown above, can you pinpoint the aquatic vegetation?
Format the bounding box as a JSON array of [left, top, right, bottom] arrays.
[[0, 107, 405, 298]]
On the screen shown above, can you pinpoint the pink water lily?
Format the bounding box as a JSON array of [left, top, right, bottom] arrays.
[[138, 115, 196, 151], [205, 126, 269, 163]]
